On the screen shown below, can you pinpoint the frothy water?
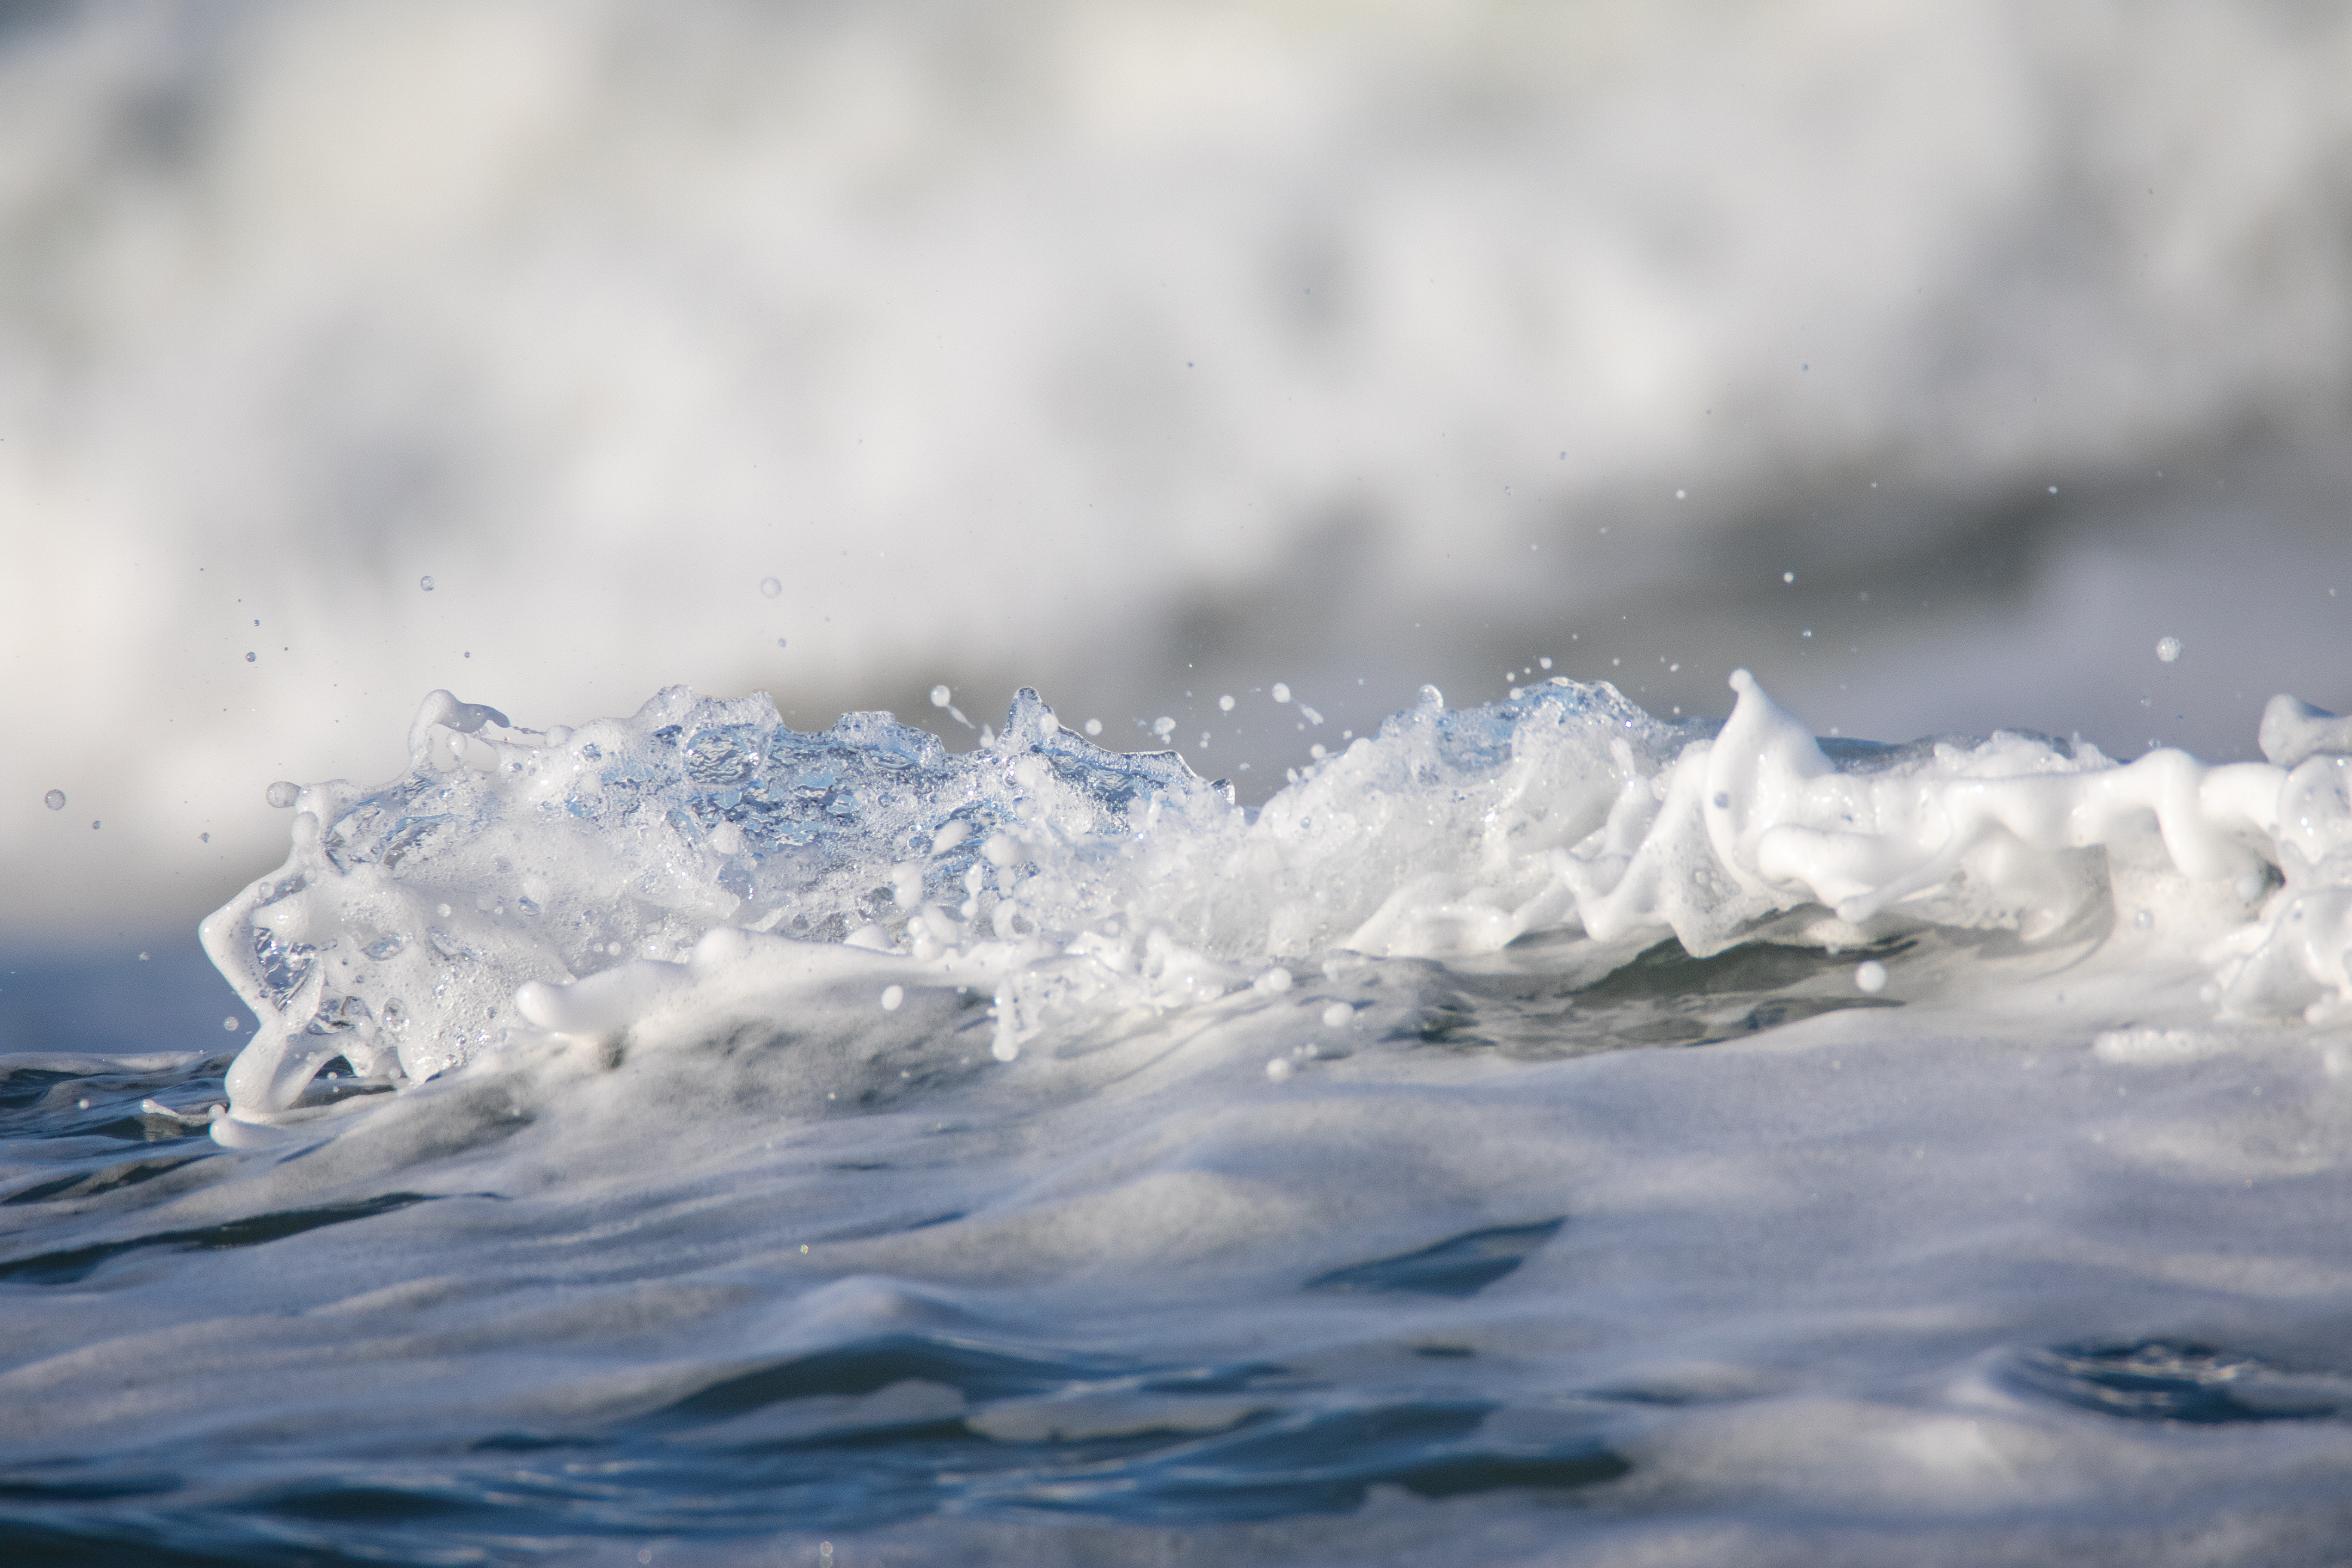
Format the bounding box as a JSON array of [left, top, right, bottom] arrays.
[[8, 676, 2352, 1565]]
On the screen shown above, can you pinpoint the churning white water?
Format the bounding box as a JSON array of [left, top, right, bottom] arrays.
[[8, 672, 2352, 1564]]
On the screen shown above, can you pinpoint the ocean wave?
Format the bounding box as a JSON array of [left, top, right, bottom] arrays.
[[201, 672, 2352, 1132]]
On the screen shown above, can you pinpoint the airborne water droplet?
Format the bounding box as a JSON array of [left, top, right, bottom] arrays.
[[43, 789, 64, 810], [245, 652, 257, 662], [1218, 695, 1236, 712], [2156, 635, 2183, 663], [760, 576, 782, 597], [265, 781, 299, 808], [1271, 683, 1292, 704], [223, 1016, 240, 1032], [931, 685, 951, 707], [419, 576, 435, 591]]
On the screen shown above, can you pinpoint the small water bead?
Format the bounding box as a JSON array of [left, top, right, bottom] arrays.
[[2157, 636, 2184, 663], [1152, 717, 1176, 739], [419, 576, 435, 591], [223, 1016, 240, 1031], [1218, 694, 1235, 712], [1782, 571, 1795, 584], [1416, 684, 1445, 710], [1854, 961, 1888, 993], [245, 652, 256, 662], [880, 985, 904, 1011], [760, 576, 782, 598], [90, 821, 99, 830], [1271, 683, 1292, 704], [1265, 1057, 1295, 1082], [930, 685, 952, 707], [265, 780, 300, 808], [43, 789, 64, 810], [1084, 718, 1102, 736], [1321, 1003, 1354, 1029]]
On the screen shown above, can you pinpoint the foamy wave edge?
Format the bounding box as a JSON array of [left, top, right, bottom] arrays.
[[198, 671, 2352, 1132]]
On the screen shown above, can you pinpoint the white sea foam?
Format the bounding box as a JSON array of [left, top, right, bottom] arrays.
[[201, 671, 2352, 1130]]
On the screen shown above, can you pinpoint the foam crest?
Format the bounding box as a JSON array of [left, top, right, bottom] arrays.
[[203, 674, 2352, 1130]]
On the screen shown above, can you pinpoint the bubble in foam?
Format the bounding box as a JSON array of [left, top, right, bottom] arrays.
[[931, 685, 952, 707], [1271, 683, 1292, 704], [43, 789, 64, 811], [265, 781, 299, 808], [419, 576, 435, 592], [2157, 636, 2184, 663], [760, 576, 783, 598], [1854, 961, 1888, 993]]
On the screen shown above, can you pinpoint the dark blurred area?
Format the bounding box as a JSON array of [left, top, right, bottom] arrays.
[[3, 0, 2349, 940]]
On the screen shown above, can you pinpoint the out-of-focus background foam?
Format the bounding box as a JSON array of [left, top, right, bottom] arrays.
[[4, 0, 2351, 947]]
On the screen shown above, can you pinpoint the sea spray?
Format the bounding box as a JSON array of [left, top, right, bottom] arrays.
[[202, 672, 2352, 1130]]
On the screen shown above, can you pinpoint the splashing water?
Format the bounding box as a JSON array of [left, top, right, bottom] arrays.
[[200, 671, 2352, 1131]]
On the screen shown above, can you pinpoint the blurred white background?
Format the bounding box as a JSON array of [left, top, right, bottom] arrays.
[[4, 0, 2352, 946]]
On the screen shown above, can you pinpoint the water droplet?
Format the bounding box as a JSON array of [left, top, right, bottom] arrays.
[[265, 781, 299, 808], [930, 685, 951, 707], [245, 651, 257, 662], [1266, 1057, 1295, 1081], [90, 820, 99, 830], [1152, 716, 1176, 739], [200, 831, 210, 843], [1084, 719, 1102, 736], [1854, 961, 1888, 993], [43, 789, 64, 811], [2156, 635, 2183, 663], [1712, 792, 1730, 809], [2134, 908, 2154, 931], [419, 576, 435, 592], [1321, 1003, 1353, 1029], [880, 985, 904, 1012], [1782, 571, 1795, 584], [775, 638, 787, 649], [1416, 684, 1445, 710], [1271, 683, 1292, 704], [760, 576, 782, 598], [1218, 694, 1235, 712], [1538, 657, 1552, 669], [223, 1016, 241, 1032]]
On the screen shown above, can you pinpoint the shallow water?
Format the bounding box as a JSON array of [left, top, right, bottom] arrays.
[[6, 677, 2352, 1566]]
